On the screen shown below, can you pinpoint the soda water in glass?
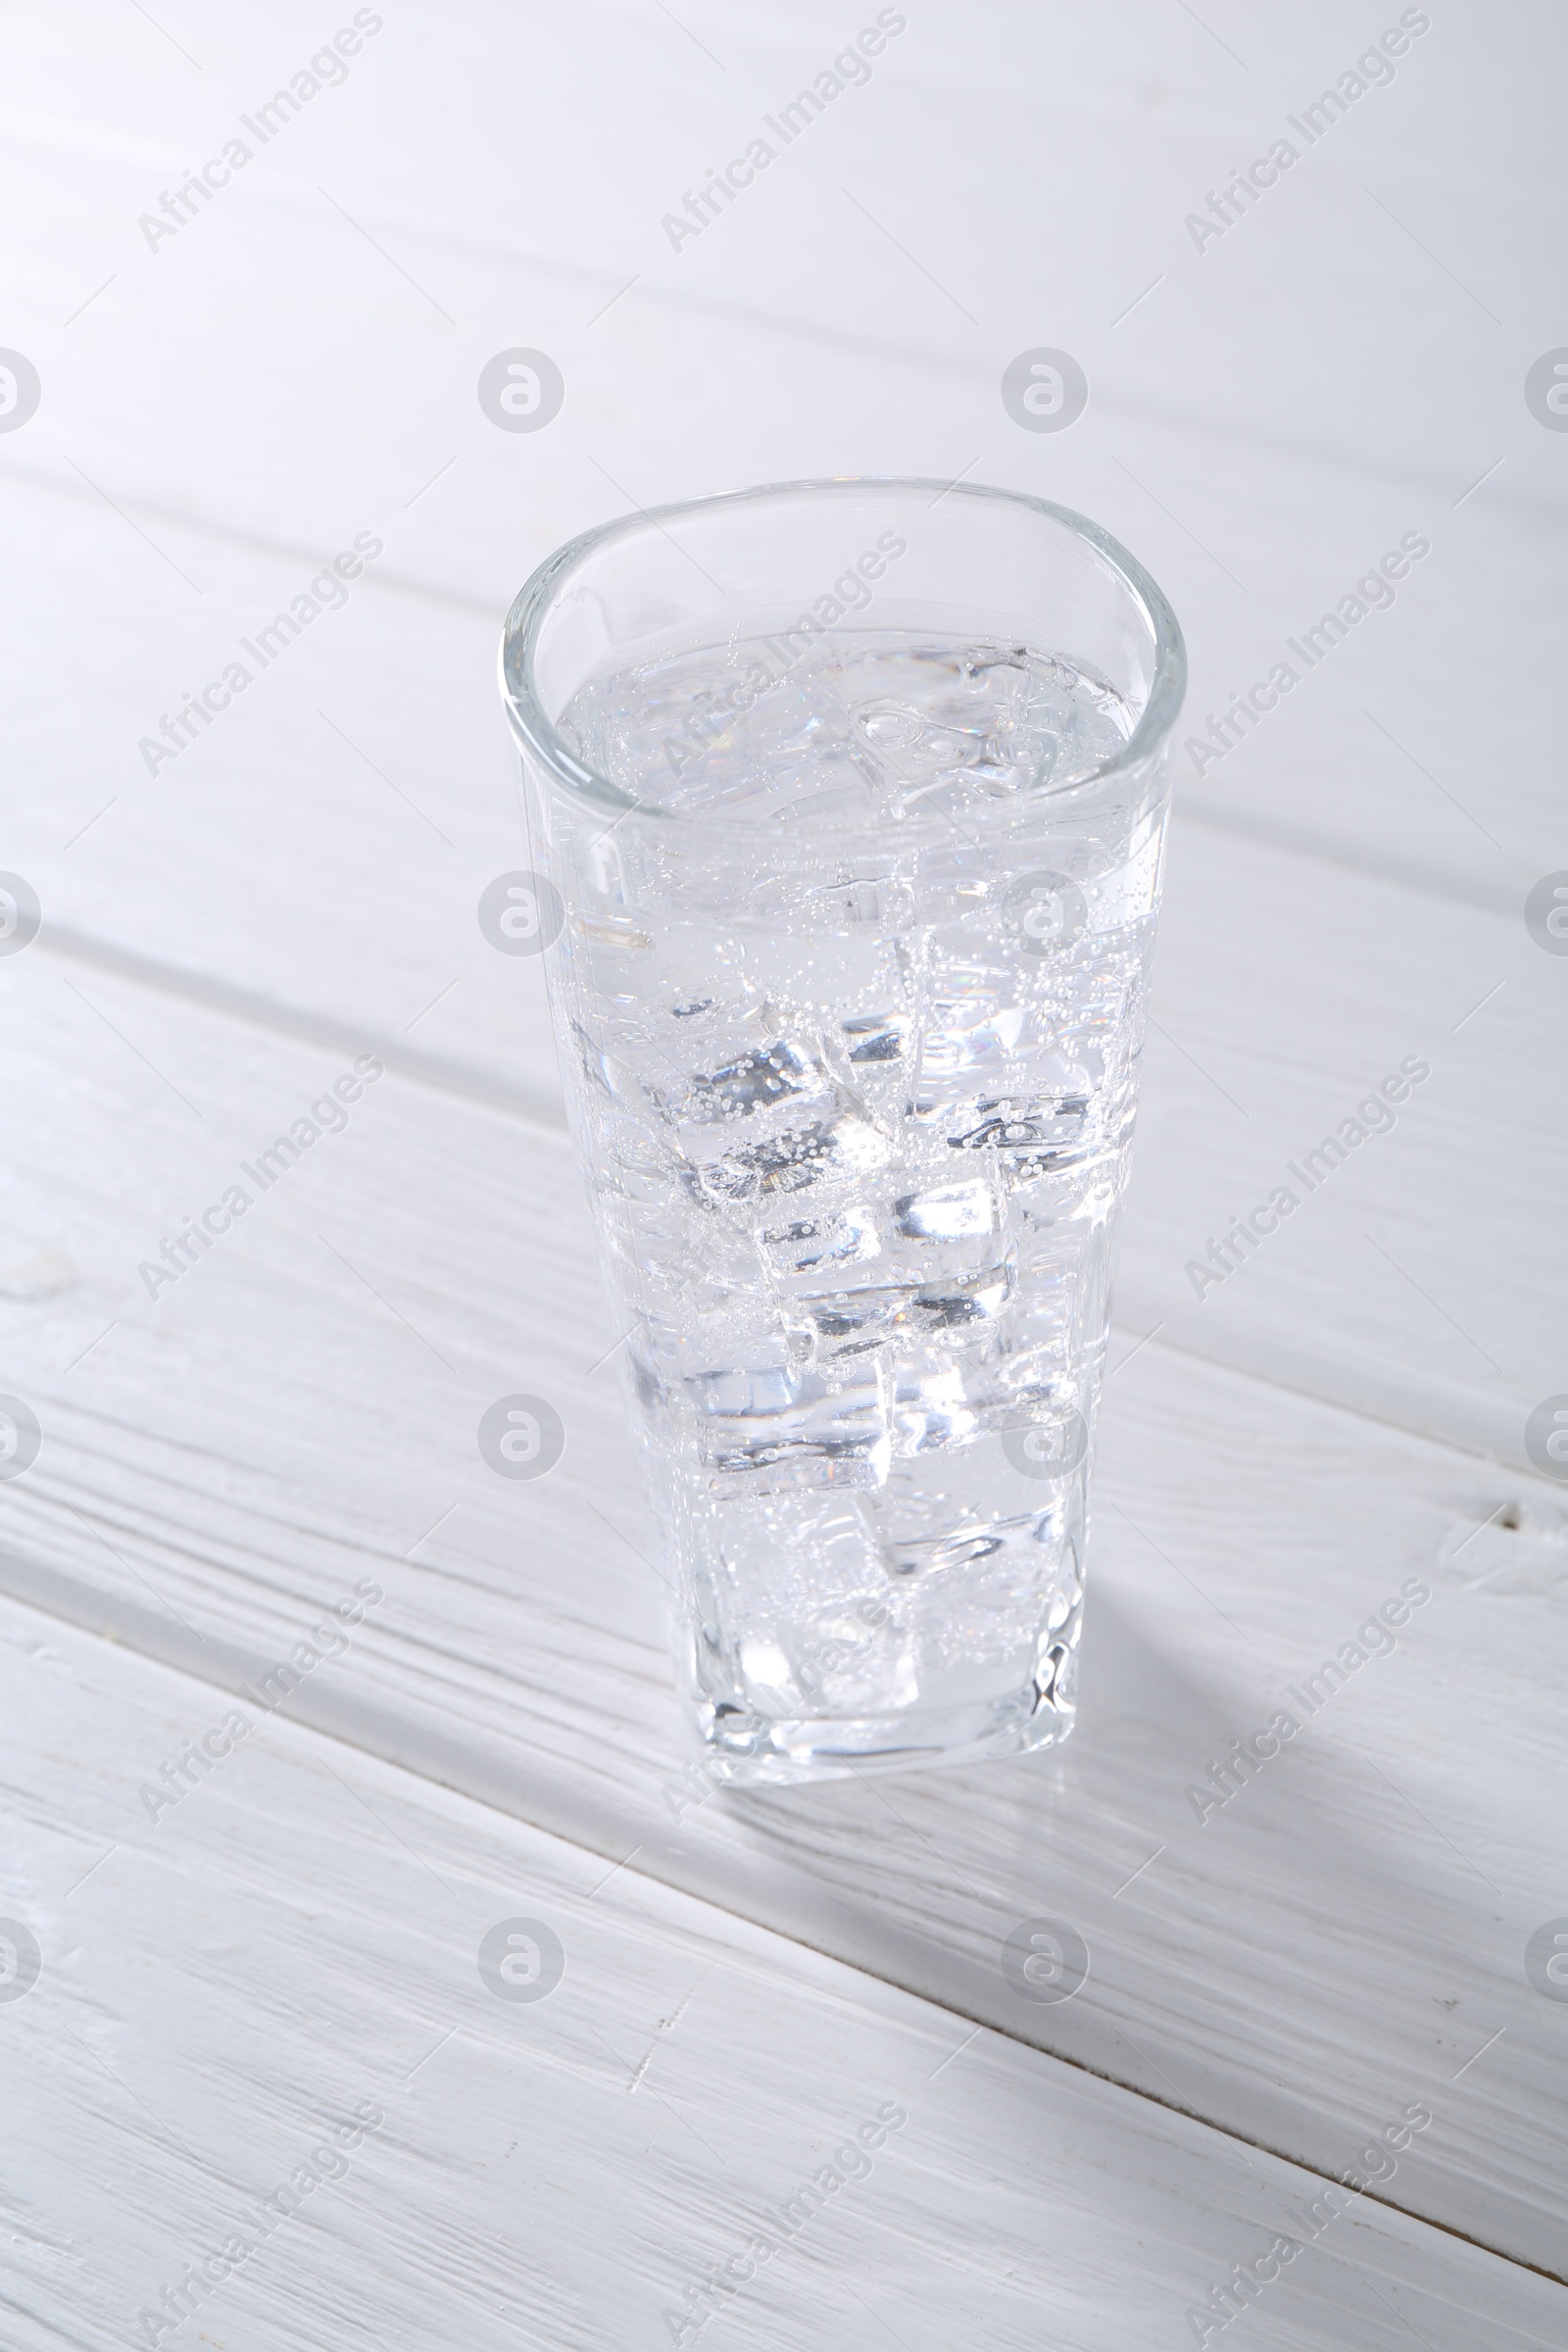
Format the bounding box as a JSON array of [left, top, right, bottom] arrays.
[[500, 480, 1186, 1783]]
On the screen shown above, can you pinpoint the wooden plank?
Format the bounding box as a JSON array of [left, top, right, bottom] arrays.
[[2, 0, 1562, 504], [0, 973, 1563, 2275], [1, 1592, 1561, 2352]]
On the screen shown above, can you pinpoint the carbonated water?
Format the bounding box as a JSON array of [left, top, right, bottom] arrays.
[[546, 627, 1166, 1777]]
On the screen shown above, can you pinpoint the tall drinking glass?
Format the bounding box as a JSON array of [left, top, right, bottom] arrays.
[[500, 479, 1185, 1783]]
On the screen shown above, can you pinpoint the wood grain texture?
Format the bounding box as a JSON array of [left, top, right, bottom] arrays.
[[2, 3, 1561, 1474], [4, 182, 1560, 910], [3, 0, 1562, 496], [0, 973, 1563, 2275], [2, 1592, 1562, 2352], [1, 0, 1563, 2325], [2, 473, 1561, 1462], [10, 694, 1561, 1473], [2, 0, 1563, 915]]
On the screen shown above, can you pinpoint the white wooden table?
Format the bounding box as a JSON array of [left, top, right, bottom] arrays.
[[2, 6, 1564, 2344]]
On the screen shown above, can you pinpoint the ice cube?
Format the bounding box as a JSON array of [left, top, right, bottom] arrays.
[[649, 1024, 893, 1206], [768, 1166, 1014, 1367], [693, 1103, 890, 1205], [737, 1638, 800, 1707], [686, 1355, 891, 1495], [787, 1283, 916, 1359], [842, 1011, 910, 1064], [906, 1263, 1013, 1329], [798, 1602, 918, 1711], [682, 1038, 815, 1122], [760, 1204, 882, 1279], [886, 1322, 1071, 1454], [893, 1177, 998, 1243], [942, 1091, 1095, 1168]]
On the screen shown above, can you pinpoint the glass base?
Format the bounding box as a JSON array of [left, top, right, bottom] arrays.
[[692, 1673, 1076, 1787]]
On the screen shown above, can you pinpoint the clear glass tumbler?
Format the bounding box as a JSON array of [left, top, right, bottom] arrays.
[[500, 478, 1185, 1783]]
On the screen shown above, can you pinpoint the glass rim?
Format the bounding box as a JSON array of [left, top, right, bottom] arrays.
[[498, 474, 1188, 825]]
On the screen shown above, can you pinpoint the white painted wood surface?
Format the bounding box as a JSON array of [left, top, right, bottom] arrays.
[[4, 491, 1560, 1466], [1, 0, 1564, 2337], [3, 1593, 1563, 2352], [0, 970, 1564, 2279]]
